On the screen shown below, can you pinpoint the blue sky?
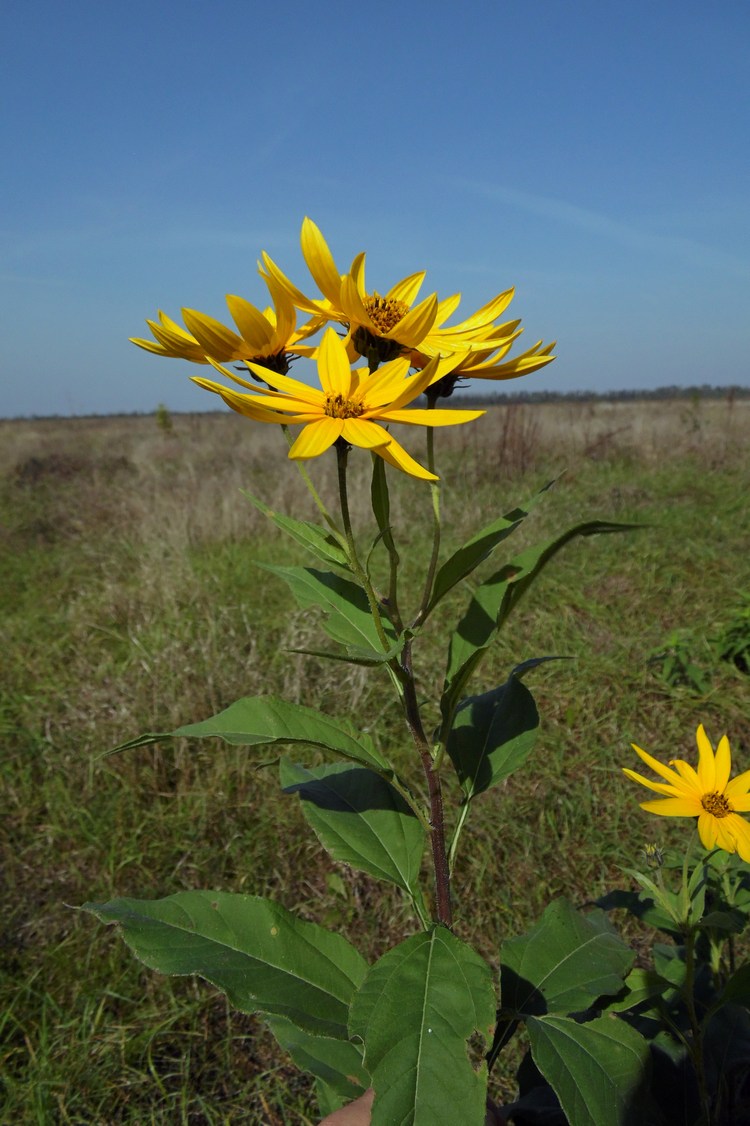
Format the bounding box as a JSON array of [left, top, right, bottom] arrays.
[[3, 0, 749, 416]]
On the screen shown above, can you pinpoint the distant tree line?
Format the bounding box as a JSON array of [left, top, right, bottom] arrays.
[[453, 384, 750, 407]]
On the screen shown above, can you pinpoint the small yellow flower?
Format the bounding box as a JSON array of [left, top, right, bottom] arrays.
[[623, 725, 750, 861], [130, 278, 314, 377], [190, 329, 484, 481]]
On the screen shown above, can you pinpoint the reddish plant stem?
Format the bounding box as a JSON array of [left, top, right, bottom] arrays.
[[400, 640, 453, 928]]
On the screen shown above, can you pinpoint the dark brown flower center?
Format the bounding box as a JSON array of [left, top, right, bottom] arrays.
[[701, 791, 732, 818], [363, 293, 410, 335], [324, 393, 365, 419]]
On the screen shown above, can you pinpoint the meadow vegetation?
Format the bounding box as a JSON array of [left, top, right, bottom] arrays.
[[2, 394, 749, 1123]]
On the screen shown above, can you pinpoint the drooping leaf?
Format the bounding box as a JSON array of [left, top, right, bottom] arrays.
[[446, 670, 539, 800], [261, 565, 400, 661], [441, 521, 637, 724], [111, 695, 393, 774], [526, 1013, 652, 1126], [349, 927, 495, 1126], [500, 898, 635, 1018], [280, 759, 426, 898], [241, 488, 351, 570], [83, 891, 367, 1040], [264, 1013, 369, 1108]]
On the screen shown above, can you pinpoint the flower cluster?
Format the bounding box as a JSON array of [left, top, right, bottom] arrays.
[[131, 219, 555, 479]]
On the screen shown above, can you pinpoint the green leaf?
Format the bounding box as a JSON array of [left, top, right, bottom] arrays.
[[241, 488, 350, 570], [603, 967, 674, 1012], [526, 1013, 652, 1126], [500, 898, 635, 1017], [264, 1014, 369, 1108], [261, 565, 399, 661], [427, 499, 538, 614], [111, 695, 392, 774], [441, 521, 636, 724], [446, 670, 539, 800], [82, 891, 367, 1040], [718, 962, 750, 1007], [280, 759, 426, 898], [370, 453, 397, 559], [349, 927, 495, 1126]]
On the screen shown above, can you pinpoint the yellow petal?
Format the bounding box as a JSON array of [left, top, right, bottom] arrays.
[[182, 308, 243, 361], [317, 329, 352, 397], [383, 407, 485, 428], [384, 293, 438, 347], [698, 811, 720, 849], [725, 769, 750, 802], [622, 768, 690, 799], [724, 814, 750, 862], [375, 434, 437, 481], [669, 758, 702, 791], [243, 364, 324, 405], [288, 417, 343, 459], [714, 734, 732, 793], [639, 796, 703, 816], [386, 271, 426, 307], [341, 418, 390, 449], [260, 250, 325, 317], [631, 744, 693, 793], [301, 218, 343, 305], [695, 724, 716, 792], [225, 295, 275, 350]]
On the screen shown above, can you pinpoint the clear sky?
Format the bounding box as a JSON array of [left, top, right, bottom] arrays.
[[3, 0, 749, 417]]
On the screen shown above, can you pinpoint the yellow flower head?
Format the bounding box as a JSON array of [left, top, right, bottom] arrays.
[[190, 328, 484, 481], [623, 725, 750, 861], [129, 278, 314, 378]]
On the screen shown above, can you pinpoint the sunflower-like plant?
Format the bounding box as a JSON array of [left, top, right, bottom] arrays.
[[81, 222, 749, 1125]]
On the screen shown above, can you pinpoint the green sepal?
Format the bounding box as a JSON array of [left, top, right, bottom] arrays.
[[110, 694, 393, 774], [349, 927, 496, 1126], [241, 488, 350, 570], [280, 759, 426, 901], [82, 891, 368, 1041]]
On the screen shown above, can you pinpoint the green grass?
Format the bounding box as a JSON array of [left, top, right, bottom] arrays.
[[1, 398, 749, 1122]]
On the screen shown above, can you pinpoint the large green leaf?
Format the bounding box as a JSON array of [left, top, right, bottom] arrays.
[[82, 891, 368, 1040], [526, 1013, 652, 1126], [280, 759, 426, 898], [261, 565, 399, 661], [241, 488, 351, 570], [349, 927, 495, 1126], [112, 695, 392, 773], [446, 671, 539, 800], [264, 1013, 369, 1108], [441, 521, 636, 724], [500, 898, 634, 1018]]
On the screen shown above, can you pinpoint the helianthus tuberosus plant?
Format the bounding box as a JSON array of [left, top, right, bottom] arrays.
[[83, 221, 750, 1125]]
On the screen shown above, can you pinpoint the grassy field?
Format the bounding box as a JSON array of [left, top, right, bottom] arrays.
[[2, 395, 749, 1124]]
